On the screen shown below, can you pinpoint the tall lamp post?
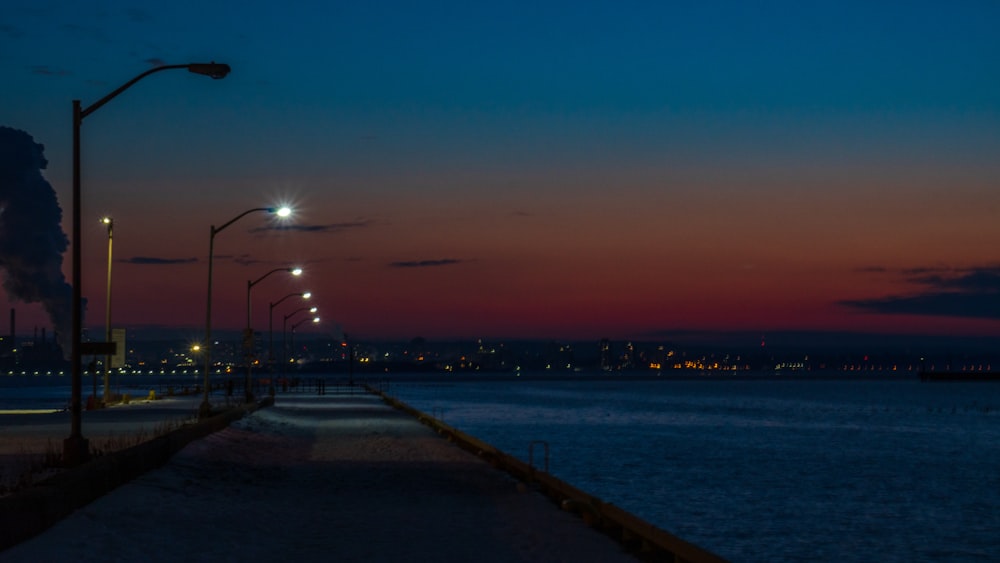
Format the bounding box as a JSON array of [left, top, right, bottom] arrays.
[[67, 62, 230, 466], [282, 307, 318, 377], [101, 216, 113, 406], [268, 291, 311, 395], [200, 206, 291, 418], [245, 267, 302, 403]]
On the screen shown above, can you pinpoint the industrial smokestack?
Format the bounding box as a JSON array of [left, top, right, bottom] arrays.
[[0, 126, 77, 357]]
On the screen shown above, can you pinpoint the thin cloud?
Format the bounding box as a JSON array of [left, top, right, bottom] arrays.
[[233, 255, 264, 266], [212, 253, 261, 266], [899, 266, 953, 276], [389, 259, 467, 268], [249, 220, 373, 235], [840, 265, 1000, 319], [30, 65, 71, 76], [121, 256, 198, 265]]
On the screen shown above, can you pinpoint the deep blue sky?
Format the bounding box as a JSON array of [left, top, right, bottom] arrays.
[[2, 1, 1000, 342]]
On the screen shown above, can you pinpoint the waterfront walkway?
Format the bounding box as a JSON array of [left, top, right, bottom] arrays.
[[2, 389, 638, 562]]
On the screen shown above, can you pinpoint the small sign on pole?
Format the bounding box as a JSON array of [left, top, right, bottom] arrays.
[[111, 328, 126, 368]]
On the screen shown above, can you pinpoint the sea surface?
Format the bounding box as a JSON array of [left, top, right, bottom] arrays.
[[0, 373, 204, 411], [383, 374, 1000, 562]]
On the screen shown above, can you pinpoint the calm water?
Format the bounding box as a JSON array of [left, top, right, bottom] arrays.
[[385, 375, 1000, 562], [0, 374, 205, 411]]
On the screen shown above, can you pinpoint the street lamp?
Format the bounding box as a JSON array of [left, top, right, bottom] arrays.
[[190, 344, 202, 372], [289, 316, 321, 370], [244, 267, 302, 403], [283, 307, 318, 377], [200, 206, 292, 418], [268, 291, 311, 395], [67, 61, 230, 466], [101, 216, 113, 406]]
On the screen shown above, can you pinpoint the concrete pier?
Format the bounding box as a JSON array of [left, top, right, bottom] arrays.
[[2, 390, 650, 562]]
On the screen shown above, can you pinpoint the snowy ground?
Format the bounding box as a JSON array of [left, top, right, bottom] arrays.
[[2, 390, 636, 562], [0, 393, 207, 491]]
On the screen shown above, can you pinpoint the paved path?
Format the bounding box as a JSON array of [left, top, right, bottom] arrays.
[[2, 390, 637, 562]]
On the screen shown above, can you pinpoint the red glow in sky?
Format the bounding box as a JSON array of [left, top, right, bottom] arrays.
[[3, 2, 1000, 343]]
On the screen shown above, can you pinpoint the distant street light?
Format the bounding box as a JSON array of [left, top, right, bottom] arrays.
[[189, 344, 202, 371], [101, 216, 113, 406], [245, 267, 302, 403], [200, 206, 292, 418], [268, 291, 311, 395], [283, 307, 318, 377], [289, 316, 321, 369], [67, 61, 230, 466]]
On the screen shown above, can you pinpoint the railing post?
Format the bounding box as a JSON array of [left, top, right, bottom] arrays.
[[529, 440, 550, 472]]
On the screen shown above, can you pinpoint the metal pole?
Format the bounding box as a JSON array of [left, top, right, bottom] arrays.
[[103, 219, 113, 404], [198, 207, 277, 417], [245, 279, 253, 403], [64, 99, 88, 466], [200, 226, 216, 418], [346, 332, 353, 386], [289, 317, 315, 371], [268, 302, 275, 396], [282, 316, 288, 380], [266, 291, 305, 397]]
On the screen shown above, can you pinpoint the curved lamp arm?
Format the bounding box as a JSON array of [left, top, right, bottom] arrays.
[[80, 63, 230, 120]]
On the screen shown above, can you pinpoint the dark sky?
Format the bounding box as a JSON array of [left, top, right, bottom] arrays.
[[2, 1, 1000, 342]]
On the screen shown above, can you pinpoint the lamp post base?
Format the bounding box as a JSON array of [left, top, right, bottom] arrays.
[[62, 436, 89, 467]]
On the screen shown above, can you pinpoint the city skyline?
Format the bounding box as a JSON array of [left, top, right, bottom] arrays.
[[2, 1, 1000, 344]]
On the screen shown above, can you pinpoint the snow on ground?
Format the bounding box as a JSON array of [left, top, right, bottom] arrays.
[[2, 391, 636, 562]]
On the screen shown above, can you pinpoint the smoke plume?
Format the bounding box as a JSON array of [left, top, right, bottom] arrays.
[[0, 126, 75, 356]]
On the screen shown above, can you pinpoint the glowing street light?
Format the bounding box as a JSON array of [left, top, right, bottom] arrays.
[[289, 316, 321, 369], [200, 206, 292, 418], [283, 307, 317, 377], [244, 267, 302, 403], [267, 291, 311, 396], [67, 61, 230, 466], [188, 344, 202, 372]]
